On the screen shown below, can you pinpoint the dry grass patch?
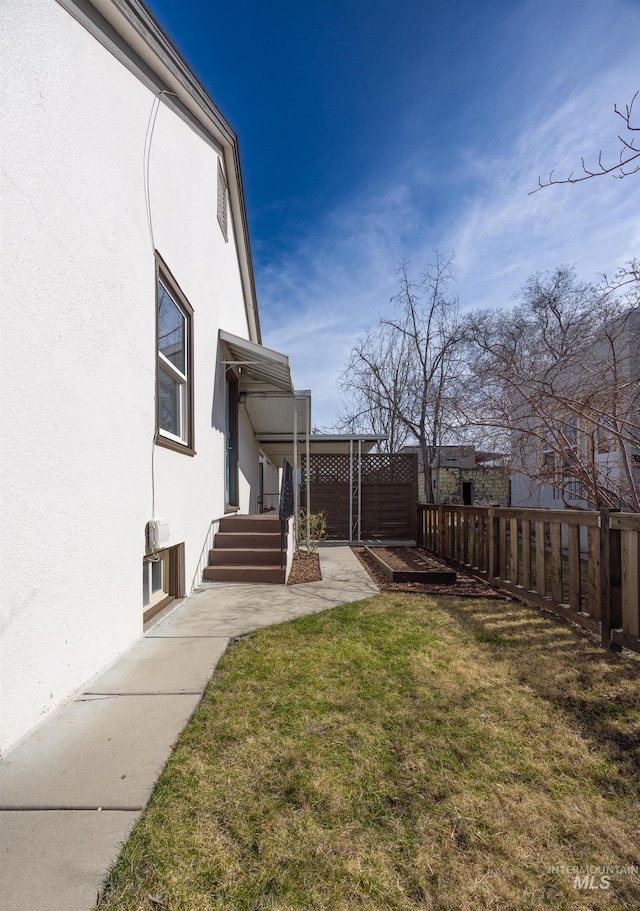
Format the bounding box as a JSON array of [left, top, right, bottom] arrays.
[[99, 593, 640, 911]]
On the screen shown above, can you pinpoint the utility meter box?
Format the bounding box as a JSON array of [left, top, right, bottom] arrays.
[[145, 518, 170, 554]]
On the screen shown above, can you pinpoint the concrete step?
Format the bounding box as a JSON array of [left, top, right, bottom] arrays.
[[208, 547, 282, 566], [205, 515, 286, 584], [219, 514, 281, 533], [214, 532, 282, 549], [202, 564, 286, 584]]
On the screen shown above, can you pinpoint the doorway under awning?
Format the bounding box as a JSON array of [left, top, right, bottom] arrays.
[[219, 329, 312, 516], [218, 332, 416, 541]]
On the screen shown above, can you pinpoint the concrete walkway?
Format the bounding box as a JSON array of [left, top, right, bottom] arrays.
[[0, 546, 377, 911]]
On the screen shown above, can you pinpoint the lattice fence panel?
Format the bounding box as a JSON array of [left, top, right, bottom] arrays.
[[301, 453, 416, 485], [360, 453, 417, 484], [301, 454, 352, 484]]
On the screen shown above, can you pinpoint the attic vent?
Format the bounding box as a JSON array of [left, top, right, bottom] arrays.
[[217, 159, 228, 241]]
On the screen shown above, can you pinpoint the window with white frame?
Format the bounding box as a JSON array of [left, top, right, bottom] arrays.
[[156, 258, 194, 454], [143, 551, 169, 612]]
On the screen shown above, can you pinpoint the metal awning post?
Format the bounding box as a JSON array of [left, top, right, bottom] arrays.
[[305, 396, 310, 543], [358, 438, 362, 543], [293, 401, 299, 524], [349, 438, 353, 544]]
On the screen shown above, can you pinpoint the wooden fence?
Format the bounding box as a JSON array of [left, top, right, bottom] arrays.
[[418, 504, 640, 655], [301, 452, 418, 542]]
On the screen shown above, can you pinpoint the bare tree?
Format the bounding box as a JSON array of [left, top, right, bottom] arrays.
[[338, 320, 412, 452], [340, 254, 466, 501], [531, 92, 640, 193], [465, 267, 640, 511], [600, 258, 640, 311]]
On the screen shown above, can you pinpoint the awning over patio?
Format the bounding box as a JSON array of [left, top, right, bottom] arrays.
[[219, 332, 394, 530], [256, 433, 385, 464], [245, 391, 311, 441], [257, 433, 392, 538]]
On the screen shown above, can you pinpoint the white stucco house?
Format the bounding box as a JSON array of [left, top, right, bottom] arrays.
[[0, 0, 309, 756]]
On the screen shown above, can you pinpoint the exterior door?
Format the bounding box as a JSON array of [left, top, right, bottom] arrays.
[[225, 372, 239, 508]]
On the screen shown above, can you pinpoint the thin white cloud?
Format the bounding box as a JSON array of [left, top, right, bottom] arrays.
[[259, 3, 640, 427]]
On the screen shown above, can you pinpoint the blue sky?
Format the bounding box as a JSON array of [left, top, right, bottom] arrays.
[[151, 0, 640, 428]]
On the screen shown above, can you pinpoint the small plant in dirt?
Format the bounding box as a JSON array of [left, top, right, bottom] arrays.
[[296, 508, 327, 555]]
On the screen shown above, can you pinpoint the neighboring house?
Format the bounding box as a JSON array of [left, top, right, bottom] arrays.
[[511, 308, 640, 512], [399, 446, 511, 506], [0, 0, 306, 756]]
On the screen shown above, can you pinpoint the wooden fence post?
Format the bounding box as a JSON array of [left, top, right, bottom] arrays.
[[601, 509, 623, 650], [610, 522, 623, 638]]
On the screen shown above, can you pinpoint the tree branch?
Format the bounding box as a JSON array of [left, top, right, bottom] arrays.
[[530, 92, 640, 193]]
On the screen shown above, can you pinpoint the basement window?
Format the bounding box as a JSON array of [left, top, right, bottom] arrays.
[[143, 543, 185, 623], [143, 550, 169, 614]]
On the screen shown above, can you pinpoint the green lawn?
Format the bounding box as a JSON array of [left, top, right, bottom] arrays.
[[99, 593, 640, 911]]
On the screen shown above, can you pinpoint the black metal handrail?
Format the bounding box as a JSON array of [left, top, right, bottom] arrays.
[[279, 459, 295, 568]]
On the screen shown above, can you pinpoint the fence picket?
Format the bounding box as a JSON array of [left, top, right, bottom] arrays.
[[588, 525, 600, 620], [621, 529, 640, 638], [499, 518, 507, 580], [568, 524, 581, 613], [535, 521, 546, 597], [522, 520, 532, 591], [550, 523, 563, 604]]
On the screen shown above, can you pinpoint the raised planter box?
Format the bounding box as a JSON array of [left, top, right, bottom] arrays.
[[365, 546, 456, 584]]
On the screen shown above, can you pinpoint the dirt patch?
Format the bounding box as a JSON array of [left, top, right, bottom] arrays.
[[353, 546, 507, 598], [367, 546, 444, 573], [366, 545, 457, 583], [287, 551, 321, 584]]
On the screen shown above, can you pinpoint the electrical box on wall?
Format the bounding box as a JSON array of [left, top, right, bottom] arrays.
[[145, 518, 170, 554]]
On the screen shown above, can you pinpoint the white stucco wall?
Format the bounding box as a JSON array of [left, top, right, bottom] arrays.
[[261, 456, 281, 508], [0, 0, 259, 754]]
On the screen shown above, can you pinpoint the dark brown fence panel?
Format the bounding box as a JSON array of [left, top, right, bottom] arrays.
[[300, 454, 351, 539], [361, 485, 416, 539], [307, 484, 351, 539], [301, 452, 418, 542], [418, 504, 640, 656]]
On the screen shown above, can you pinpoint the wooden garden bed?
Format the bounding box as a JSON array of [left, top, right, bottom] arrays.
[[364, 545, 456, 584]]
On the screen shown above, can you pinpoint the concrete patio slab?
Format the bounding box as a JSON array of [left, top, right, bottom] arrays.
[[147, 547, 378, 639], [0, 545, 378, 910], [0, 810, 138, 911], [85, 635, 229, 694], [0, 693, 200, 809], [146, 586, 321, 637]]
